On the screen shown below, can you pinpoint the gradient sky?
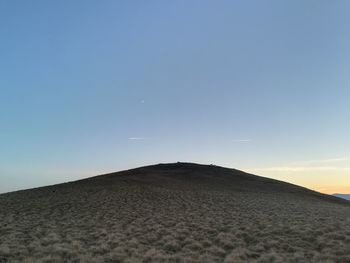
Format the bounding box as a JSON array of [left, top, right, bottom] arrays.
[[1, 0, 350, 194]]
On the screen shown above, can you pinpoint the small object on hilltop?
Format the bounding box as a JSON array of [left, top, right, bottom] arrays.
[[0, 163, 349, 262]]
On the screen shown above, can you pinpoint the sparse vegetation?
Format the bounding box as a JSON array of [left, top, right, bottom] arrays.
[[0, 163, 349, 262]]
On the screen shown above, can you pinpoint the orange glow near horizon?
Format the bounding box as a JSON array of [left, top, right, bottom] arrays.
[[314, 186, 350, 195], [246, 167, 350, 195]]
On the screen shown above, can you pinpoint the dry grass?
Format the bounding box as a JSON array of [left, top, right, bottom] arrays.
[[0, 163, 349, 262]]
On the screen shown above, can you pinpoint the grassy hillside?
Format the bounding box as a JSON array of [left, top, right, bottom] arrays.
[[0, 163, 349, 262]]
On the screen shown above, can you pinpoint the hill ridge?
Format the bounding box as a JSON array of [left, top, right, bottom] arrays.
[[1, 162, 350, 262], [4, 162, 347, 206]]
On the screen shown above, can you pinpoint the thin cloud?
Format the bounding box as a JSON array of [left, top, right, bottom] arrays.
[[232, 139, 251, 142], [128, 137, 145, 140]]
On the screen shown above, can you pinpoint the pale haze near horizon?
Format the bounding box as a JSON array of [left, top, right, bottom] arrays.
[[1, 0, 350, 194]]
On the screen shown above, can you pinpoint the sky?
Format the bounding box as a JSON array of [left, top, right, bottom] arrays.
[[1, 0, 350, 194]]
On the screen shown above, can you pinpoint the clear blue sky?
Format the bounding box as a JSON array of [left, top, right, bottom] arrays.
[[1, 0, 350, 193]]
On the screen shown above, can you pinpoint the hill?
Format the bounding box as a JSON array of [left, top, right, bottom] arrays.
[[333, 193, 350, 201], [0, 162, 349, 262]]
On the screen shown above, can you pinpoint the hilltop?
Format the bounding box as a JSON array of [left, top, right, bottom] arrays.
[[0, 162, 349, 262]]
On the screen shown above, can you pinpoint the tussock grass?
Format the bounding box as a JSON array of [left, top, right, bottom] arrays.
[[0, 163, 349, 262]]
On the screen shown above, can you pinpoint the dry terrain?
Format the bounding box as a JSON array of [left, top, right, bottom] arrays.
[[0, 163, 350, 262]]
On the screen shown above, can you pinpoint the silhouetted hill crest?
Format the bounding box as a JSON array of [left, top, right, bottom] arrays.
[[75, 162, 347, 205], [1, 162, 348, 206]]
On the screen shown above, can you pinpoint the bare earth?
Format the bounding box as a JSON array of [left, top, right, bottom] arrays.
[[0, 163, 349, 262]]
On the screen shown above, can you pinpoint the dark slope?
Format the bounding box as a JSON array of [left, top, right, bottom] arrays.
[[98, 162, 339, 195], [0, 163, 350, 262], [47, 162, 347, 205], [333, 194, 350, 201]]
